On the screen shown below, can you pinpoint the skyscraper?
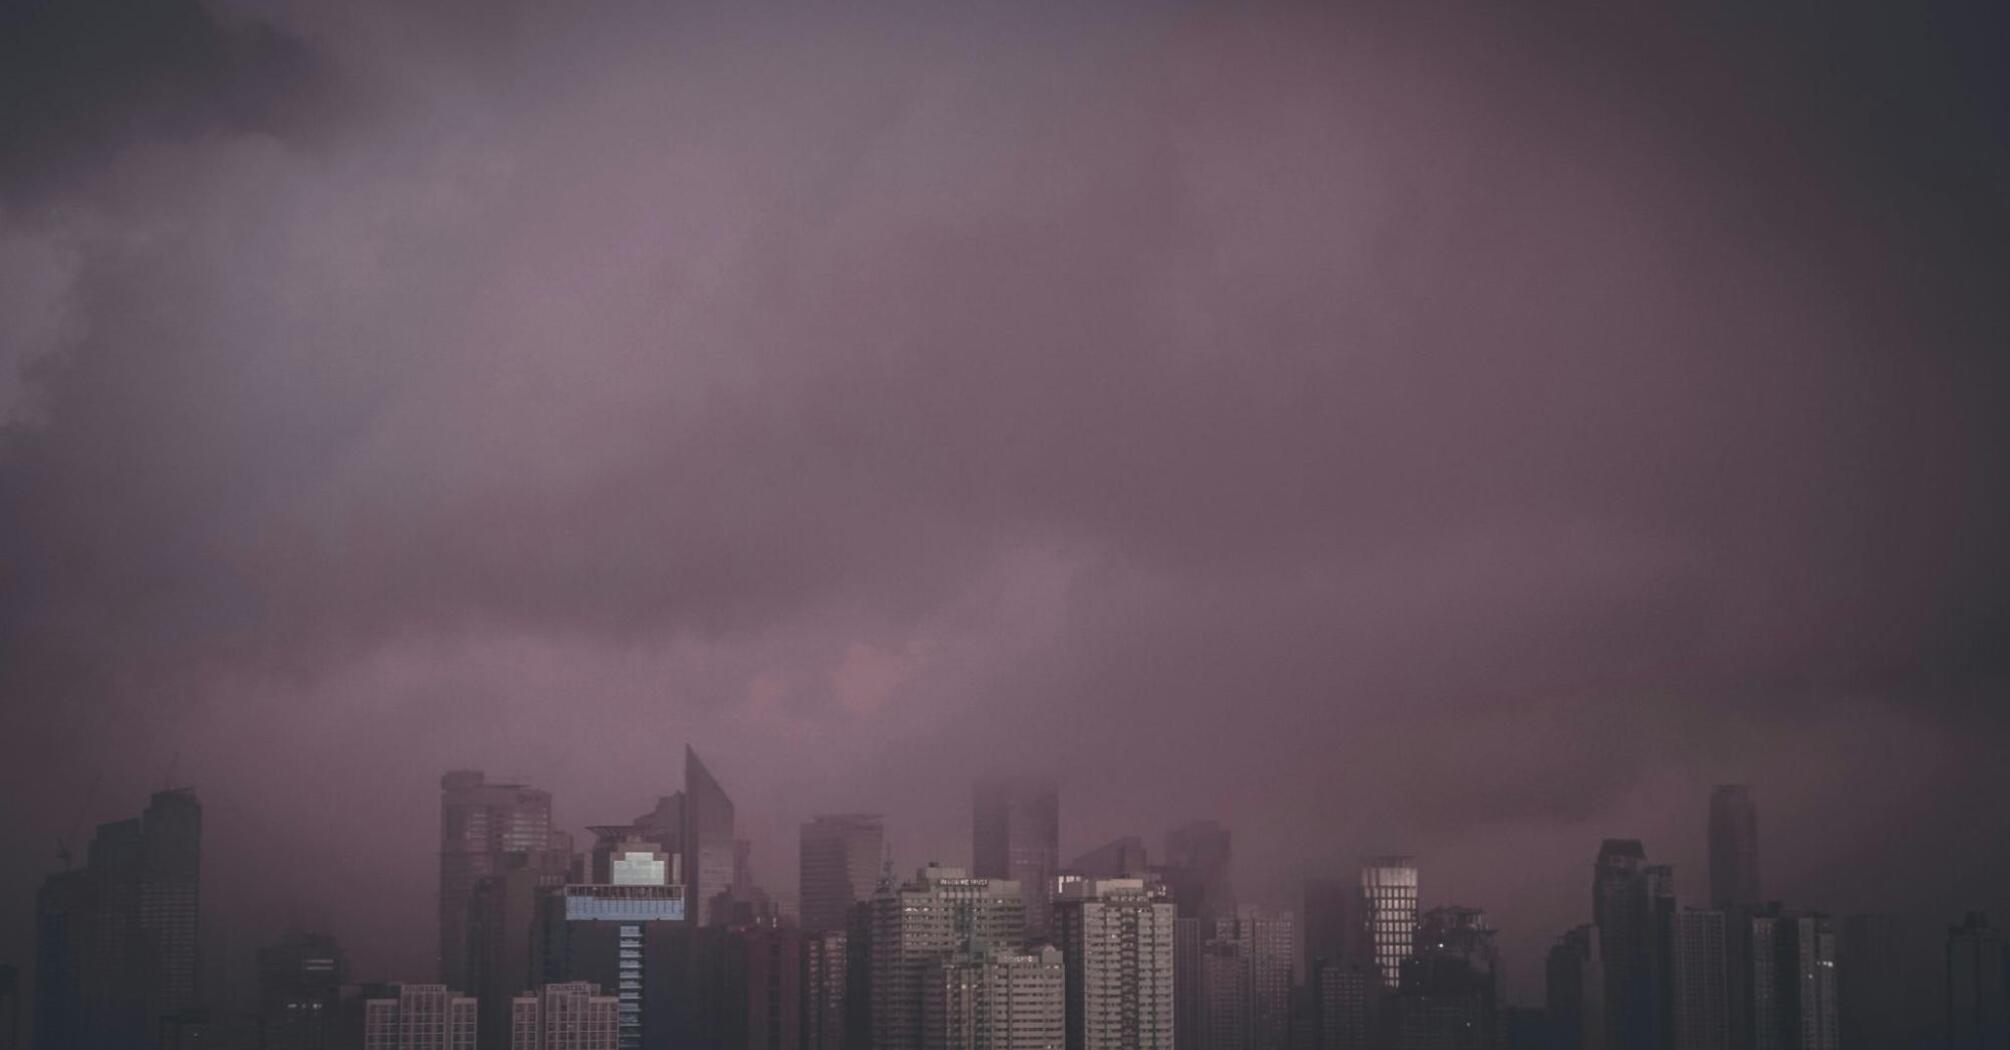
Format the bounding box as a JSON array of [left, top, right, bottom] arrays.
[[685, 747, 739, 927], [440, 771, 554, 990], [1389, 906, 1497, 1050], [256, 932, 349, 1050], [1837, 914, 1904, 1050], [469, 847, 573, 1047], [1670, 910, 1729, 1050], [1945, 913, 2007, 1050], [870, 864, 1027, 1050], [1162, 822, 1234, 924], [32, 789, 202, 1050], [1361, 857, 1418, 990], [924, 946, 1066, 1050], [1744, 908, 1838, 1050], [1708, 788, 1760, 912], [802, 815, 887, 935], [363, 985, 478, 1050], [1071, 838, 1149, 880], [973, 778, 1060, 942], [802, 929, 849, 1050], [1544, 926, 1604, 1050], [1053, 879, 1176, 1050], [1311, 957, 1377, 1050], [509, 982, 620, 1050], [1302, 878, 1370, 978], [1592, 840, 1667, 1050], [533, 838, 687, 1050]]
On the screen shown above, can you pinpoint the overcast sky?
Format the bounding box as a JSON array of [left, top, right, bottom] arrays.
[[2, 0, 2007, 1008]]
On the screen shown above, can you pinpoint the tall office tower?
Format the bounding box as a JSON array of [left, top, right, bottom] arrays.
[[1053, 879, 1177, 1050], [1389, 907, 1497, 1050], [509, 982, 620, 1050], [363, 985, 479, 1050], [1302, 878, 1370, 979], [803, 816, 888, 934], [804, 930, 850, 1050], [1545, 926, 1605, 1050], [256, 932, 348, 1050], [533, 838, 687, 1050], [1744, 909, 1838, 1050], [1707, 788, 1761, 912], [973, 778, 1061, 943], [31, 789, 203, 1050], [1836, 914, 1903, 1050], [871, 864, 1027, 1050], [1162, 822, 1235, 923], [469, 848, 574, 1047], [1312, 957, 1377, 1050], [1361, 857, 1419, 990], [1244, 912, 1298, 1050], [850, 901, 878, 1050], [1204, 932, 1252, 1050], [1946, 913, 2007, 1050], [924, 946, 1067, 1050], [1670, 910, 1729, 1050], [685, 747, 739, 927], [1072, 838, 1149, 879], [1173, 919, 1205, 1050], [440, 771, 554, 989], [1592, 840, 1670, 1050]]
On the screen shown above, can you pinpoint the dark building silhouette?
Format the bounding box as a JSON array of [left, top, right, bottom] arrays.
[[1302, 878, 1371, 978], [467, 848, 571, 1047], [439, 772, 554, 991], [1592, 841, 1670, 1050], [1741, 908, 1837, 1050], [1669, 910, 1728, 1050], [685, 748, 739, 927], [33, 789, 202, 1050], [1707, 788, 1760, 913], [255, 933, 347, 1050], [802, 930, 848, 1050], [1072, 837, 1150, 880], [1388, 906, 1496, 1050], [1160, 822, 1234, 924], [2, 964, 19, 1050], [1544, 925, 1604, 1050], [1836, 914, 1904, 1050], [972, 778, 1060, 943], [801, 816, 885, 935], [1309, 957, 1377, 1050], [1946, 913, 2008, 1050]]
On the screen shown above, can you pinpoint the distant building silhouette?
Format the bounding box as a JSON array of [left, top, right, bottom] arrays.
[[32, 788, 201, 1050], [1, 964, 19, 1050], [1388, 906, 1497, 1050], [1054, 879, 1176, 1050], [1708, 788, 1761, 912], [255, 932, 347, 1050], [439, 772, 554, 991], [973, 778, 1060, 943], [362, 985, 477, 1050], [508, 982, 619, 1050], [801, 815, 886, 935], [684, 748, 739, 927], [1836, 913, 1904, 1050], [1544, 925, 1604, 1050], [1310, 956, 1377, 1050], [1161, 822, 1235, 924], [1072, 838, 1150, 880], [1946, 913, 2008, 1050], [1302, 878, 1370, 979], [1361, 857, 1418, 990], [1591, 840, 1670, 1050]]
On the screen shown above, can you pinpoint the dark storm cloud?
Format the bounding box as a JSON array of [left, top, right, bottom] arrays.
[[1, 0, 2006, 1001]]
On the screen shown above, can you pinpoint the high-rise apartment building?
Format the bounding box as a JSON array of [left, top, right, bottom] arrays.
[[1173, 919, 1205, 1050], [1744, 908, 1838, 1050], [803, 929, 849, 1050], [685, 747, 739, 927], [31, 789, 202, 1050], [509, 982, 620, 1050], [440, 771, 554, 990], [1244, 912, 1296, 1050], [1544, 926, 1604, 1050], [257, 932, 348, 1050], [1203, 936, 1251, 1050], [1361, 857, 1418, 990], [871, 864, 1027, 1050], [973, 778, 1060, 943], [1162, 823, 1234, 924], [363, 985, 478, 1050], [1592, 841, 1669, 1050], [1708, 788, 1761, 912], [1312, 958, 1377, 1050], [924, 946, 1066, 1050], [1946, 913, 2007, 1050], [1670, 910, 1729, 1050], [802, 815, 887, 935], [1053, 878, 1176, 1050], [1390, 906, 1497, 1050]]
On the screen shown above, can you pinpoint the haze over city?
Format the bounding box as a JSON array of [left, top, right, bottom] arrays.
[[1, 2, 2007, 1049]]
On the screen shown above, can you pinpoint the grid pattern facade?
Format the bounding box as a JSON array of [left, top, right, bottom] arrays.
[[1361, 858, 1417, 990], [804, 930, 849, 1050], [510, 982, 621, 1050], [873, 866, 1028, 1050], [1670, 910, 1729, 1050], [926, 947, 1066, 1050], [1055, 879, 1176, 1050], [363, 985, 478, 1050]]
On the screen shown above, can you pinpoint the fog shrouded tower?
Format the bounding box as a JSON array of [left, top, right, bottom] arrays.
[[801, 814, 886, 934], [973, 777, 1060, 942], [1361, 856, 1418, 990], [1593, 840, 1672, 1050], [1708, 787, 1761, 911], [684, 747, 738, 926], [1163, 822, 1234, 923], [440, 772, 554, 989]]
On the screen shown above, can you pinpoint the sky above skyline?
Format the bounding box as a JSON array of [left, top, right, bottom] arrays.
[[2, 0, 2007, 1005]]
